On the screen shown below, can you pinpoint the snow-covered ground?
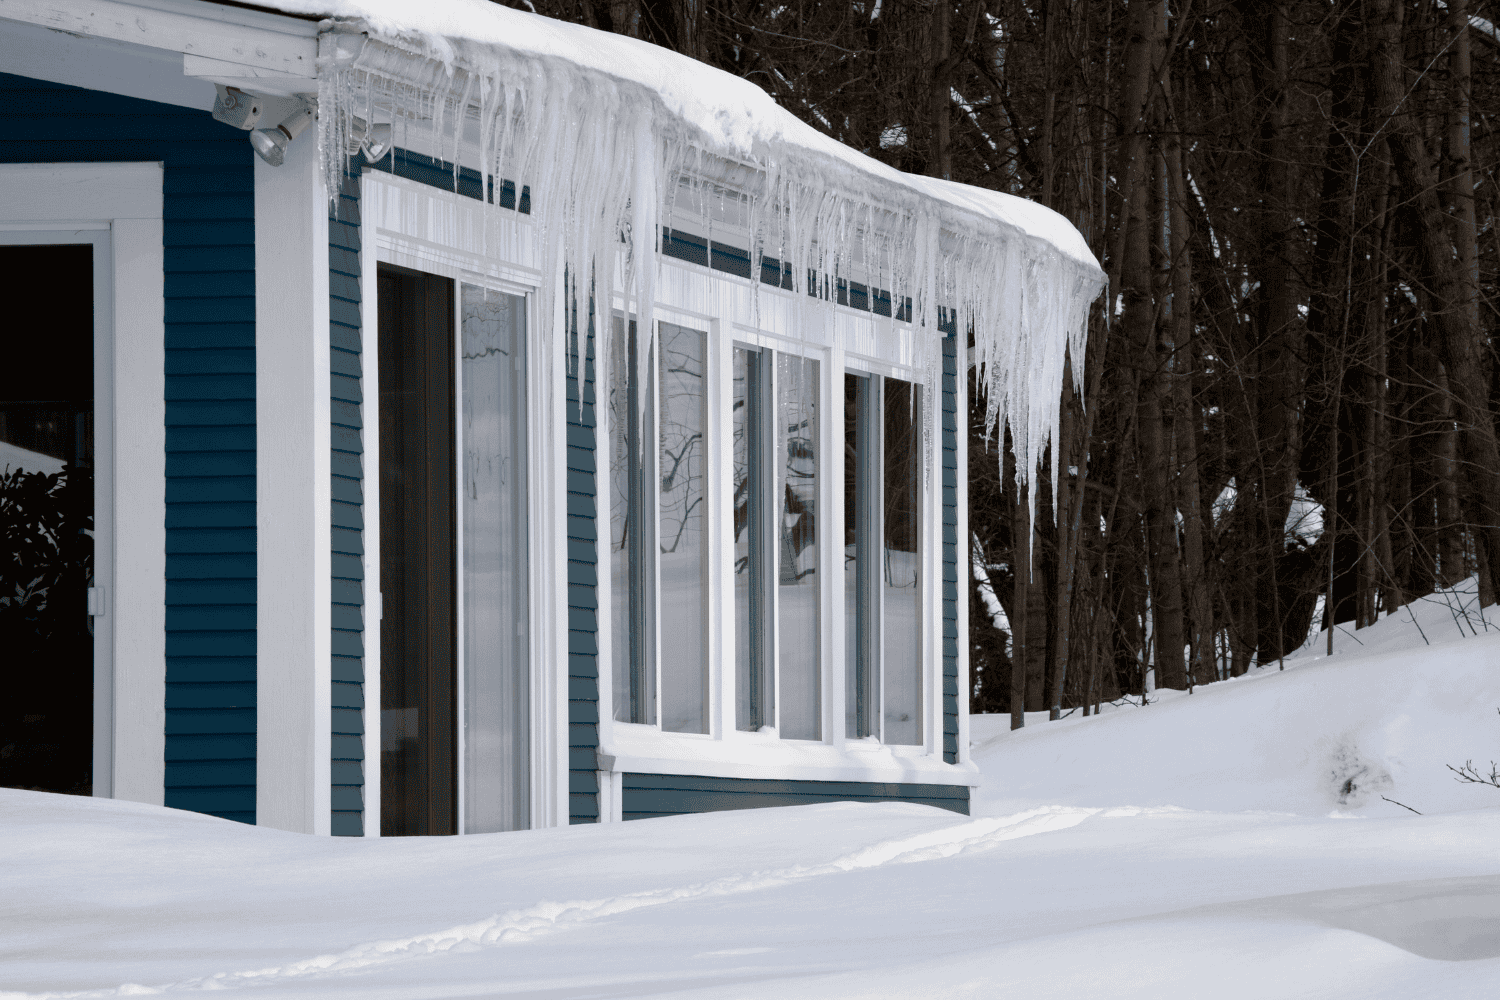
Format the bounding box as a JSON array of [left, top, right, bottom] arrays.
[[5, 588, 1500, 998]]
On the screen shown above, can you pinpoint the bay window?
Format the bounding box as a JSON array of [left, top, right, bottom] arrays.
[[607, 310, 927, 755]]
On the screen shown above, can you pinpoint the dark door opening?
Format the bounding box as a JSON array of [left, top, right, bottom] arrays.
[[0, 244, 95, 795], [377, 264, 457, 836]]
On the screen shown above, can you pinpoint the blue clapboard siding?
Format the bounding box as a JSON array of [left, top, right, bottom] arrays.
[[0, 72, 258, 822], [622, 774, 969, 819], [942, 331, 961, 764], [567, 309, 601, 824], [330, 171, 365, 836], [368, 147, 529, 212]]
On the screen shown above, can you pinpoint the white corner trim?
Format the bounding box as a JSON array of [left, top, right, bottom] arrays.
[[359, 172, 381, 837], [255, 129, 332, 835], [110, 214, 167, 806]]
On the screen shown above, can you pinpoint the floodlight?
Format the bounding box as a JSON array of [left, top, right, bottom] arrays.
[[251, 101, 316, 167]]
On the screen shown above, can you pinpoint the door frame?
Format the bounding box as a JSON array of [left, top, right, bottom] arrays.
[[365, 169, 567, 829], [0, 162, 167, 804]]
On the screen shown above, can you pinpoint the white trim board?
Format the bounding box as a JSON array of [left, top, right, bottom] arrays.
[[0, 0, 317, 77], [598, 728, 981, 787], [0, 162, 168, 807], [0, 16, 208, 111], [255, 129, 332, 835]]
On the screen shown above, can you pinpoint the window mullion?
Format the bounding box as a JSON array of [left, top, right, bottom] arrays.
[[763, 350, 779, 733], [868, 374, 884, 743]]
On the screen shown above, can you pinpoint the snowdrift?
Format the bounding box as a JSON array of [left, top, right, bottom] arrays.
[[973, 581, 1500, 818], [3, 584, 1498, 997]]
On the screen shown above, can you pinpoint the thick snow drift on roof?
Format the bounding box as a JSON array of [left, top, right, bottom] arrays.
[[269, 0, 1097, 266], [4, 585, 1500, 997], [258, 0, 1101, 491]]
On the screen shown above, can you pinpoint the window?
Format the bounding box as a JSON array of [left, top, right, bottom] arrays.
[[607, 316, 924, 754], [609, 319, 710, 734], [459, 283, 529, 834], [733, 347, 820, 739], [845, 372, 923, 745]]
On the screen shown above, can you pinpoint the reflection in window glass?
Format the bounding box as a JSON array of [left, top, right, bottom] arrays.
[[658, 322, 708, 733], [733, 347, 771, 731], [609, 318, 655, 724], [844, 373, 877, 739], [883, 377, 922, 745], [460, 284, 529, 833], [778, 354, 819, 740]]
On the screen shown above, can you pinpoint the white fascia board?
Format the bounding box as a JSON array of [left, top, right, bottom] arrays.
[[599, 727, 982, 787], [0, 0, 317, 78], [0, 18, 216, 111], [182, 54, 315, 98]]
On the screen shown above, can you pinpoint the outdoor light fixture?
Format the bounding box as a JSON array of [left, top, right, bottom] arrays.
[[250, 101, 316, 167], [215, 85, 383, 168], [345, 116, 394, 163], [212, 85, 262, 130], [362, 123, 393, 163]]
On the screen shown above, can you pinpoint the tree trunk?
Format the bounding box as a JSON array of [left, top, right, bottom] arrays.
[[1369, 0, 1500, 606], [1167, 130, 1211, 684], [1133, 149, 1186, 689], [1010, 481, 1029, 730], [1048, 372, 1080, 718]]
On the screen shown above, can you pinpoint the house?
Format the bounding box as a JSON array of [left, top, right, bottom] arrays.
[[0, 0, 1104, 836]]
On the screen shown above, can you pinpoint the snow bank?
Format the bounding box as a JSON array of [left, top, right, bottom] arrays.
[[5, 588, 1500, 997], [260, 0, 1102, 493], [972, 579, 1500, 818]]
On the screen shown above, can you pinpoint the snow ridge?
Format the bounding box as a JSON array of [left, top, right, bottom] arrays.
[[1, 808, 1095, 999]]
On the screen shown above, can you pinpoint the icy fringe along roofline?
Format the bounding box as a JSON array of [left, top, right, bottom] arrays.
[[313, 17, 1104, 509]]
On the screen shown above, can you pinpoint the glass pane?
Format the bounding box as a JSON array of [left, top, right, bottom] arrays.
[[733, 348, 771, 731], [379, 267, 457, 837], [0, 244, 94, 796], [460, 284, 529, 833], [844, 373, 876, 739], [609, 318, 655, 724], [658, 322, 708, 733], [883, 377, 922, 745], [778, 354, 819, 740]]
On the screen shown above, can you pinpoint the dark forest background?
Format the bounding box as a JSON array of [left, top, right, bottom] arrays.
[[501, 0, 1499, 724]]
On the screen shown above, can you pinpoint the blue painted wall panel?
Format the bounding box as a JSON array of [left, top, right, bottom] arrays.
[[942, 334, 961, 763], [622, 773, 969, 820], [330, 170, 365, 836], [568, 312, 601, 824], [0, 71, 258, 823]]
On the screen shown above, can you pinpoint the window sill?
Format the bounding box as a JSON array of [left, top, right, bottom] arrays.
[[598, 726, 980, 787]]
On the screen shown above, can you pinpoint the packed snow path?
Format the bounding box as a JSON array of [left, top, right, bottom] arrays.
[[6, 592, 1500, 998]]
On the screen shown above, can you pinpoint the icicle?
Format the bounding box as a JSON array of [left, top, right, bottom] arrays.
[[316, 28, 1103, 541]]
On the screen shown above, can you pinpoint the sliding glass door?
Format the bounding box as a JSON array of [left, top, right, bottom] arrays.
[[459, 283, 529, 834], [378, 267, 530, 836]]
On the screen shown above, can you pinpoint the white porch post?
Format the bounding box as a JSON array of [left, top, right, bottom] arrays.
[[255, 132, 332, 835]]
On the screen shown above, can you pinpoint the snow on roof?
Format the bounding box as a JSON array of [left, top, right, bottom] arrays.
[[256, 0, 1104, 488]]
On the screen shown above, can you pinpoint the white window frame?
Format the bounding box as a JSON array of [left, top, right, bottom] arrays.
[[364, 169, 568, 831], [594, 200, 974, 803], [0, 162, 167, 806]]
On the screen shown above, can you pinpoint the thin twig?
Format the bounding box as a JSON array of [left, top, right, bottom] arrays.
[[1381, 795, 1422, 815]]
